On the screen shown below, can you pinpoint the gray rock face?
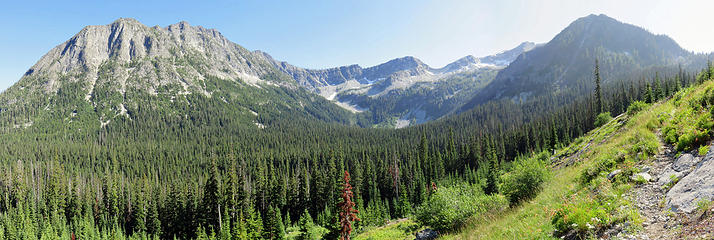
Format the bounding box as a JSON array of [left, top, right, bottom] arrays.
[[657, 169, 685, 186], [657, 154, 700, 186], [21, 18, 285, 97], [666, 148, 714, 213], [672, 154, 698, 172]]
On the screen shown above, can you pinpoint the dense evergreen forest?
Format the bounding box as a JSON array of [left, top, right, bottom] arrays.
[[0, 61, 711, 239]]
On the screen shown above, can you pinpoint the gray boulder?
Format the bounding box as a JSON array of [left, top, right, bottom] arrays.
[[672, 154, 699, 172], [631, 172, 652, 182], [415, 229, 439, 240], [666, 156, 714, 213], [607, 169, 622, 180], [657, 169, 684, 186]]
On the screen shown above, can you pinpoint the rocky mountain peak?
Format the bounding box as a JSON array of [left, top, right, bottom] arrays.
[[17, 18, 290, 98]]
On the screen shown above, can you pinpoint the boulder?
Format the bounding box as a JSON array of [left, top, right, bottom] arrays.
[[631, 172, 652, 182], [607, 169, 622, 180], [672, 154, 699, 172], [657, 169, 684, 186], [416, 229, 439, 240], [666, 156, 714, 213]]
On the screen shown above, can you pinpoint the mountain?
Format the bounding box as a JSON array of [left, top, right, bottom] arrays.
[[460, 14, 695, 110], [0, 18, 362, 132], [264, 42, 535, 127]]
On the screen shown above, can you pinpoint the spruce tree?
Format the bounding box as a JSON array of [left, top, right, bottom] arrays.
[[264, 205, 285, 240], [202, 159, 222, 232], [487, 138, 500, 195], [297, 209, 314, 240], [594, 59, 603, 113]]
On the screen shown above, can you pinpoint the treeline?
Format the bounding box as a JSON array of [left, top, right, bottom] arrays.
[[0, 62, 709, 239]]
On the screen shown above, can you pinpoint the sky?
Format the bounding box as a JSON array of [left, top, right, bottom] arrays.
[[1, 0, 713, 91]]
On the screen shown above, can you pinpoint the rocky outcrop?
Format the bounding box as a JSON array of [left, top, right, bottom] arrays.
[[20, 18, 285, 97], [657, 153, 700, 186], [666, 147, 714, 213]]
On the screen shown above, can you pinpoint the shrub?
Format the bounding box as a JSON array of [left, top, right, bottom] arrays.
[[499, 154, 551, 205], [699, 145, 710, 156], [696, 199, 713, 213], [551, 185, 634, 238], [626, 101, 648, 115], [414, 184, 508, 232], [594, 112, 613, 128]]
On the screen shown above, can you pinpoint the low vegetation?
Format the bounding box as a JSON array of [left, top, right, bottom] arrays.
[[414, 183, 508, 232], [499, 152, 551, 205]]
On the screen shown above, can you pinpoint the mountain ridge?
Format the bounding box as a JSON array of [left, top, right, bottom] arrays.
[[458, 14, 698, 111]]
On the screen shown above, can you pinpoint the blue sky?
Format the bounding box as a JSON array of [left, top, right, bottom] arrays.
[[1, 0, 713, 91]]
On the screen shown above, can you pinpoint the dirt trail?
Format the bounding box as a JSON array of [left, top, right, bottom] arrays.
[[625, 144, 681, 240]]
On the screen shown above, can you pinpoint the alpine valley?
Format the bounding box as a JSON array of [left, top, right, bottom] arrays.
[[2, 12, 714, 240]]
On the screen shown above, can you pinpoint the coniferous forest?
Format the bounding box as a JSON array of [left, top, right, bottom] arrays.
[[1, 8, 714, 240], [0, 60, 707, 239]]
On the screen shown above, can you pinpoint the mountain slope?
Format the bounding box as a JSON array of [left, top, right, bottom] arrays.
[[460, 14, 694, 111], [0, 18, 361, 132], [264, 42, 535, 127]]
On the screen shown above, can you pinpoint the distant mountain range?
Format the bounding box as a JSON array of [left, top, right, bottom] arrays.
[[0, 14, 709, 131], [459, 14, 703, 112], [261, 41, 536, 127]]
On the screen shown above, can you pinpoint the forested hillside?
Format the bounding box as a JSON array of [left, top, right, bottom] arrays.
[[0, 15, 712, 240], [460, 14, 707, 112]]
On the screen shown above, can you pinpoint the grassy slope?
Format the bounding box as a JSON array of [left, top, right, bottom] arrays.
[[451, 80, 714, 239], [445, 112, 630, 239], [354, 79, 714, 240], [353, 219, 420, 240]]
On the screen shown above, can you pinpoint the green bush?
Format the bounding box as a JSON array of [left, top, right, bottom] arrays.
[[500, 153, 551, 205], [699, 145, 710, 156], [626, 101, 648, 115], [594, 112, 613, 128], [414, 184, 508, 232], [551, 184, 635, 238]]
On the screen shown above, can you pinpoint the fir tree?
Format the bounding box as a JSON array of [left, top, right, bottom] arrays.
[[594, 59, 603, 113], [264, 205, 285, 240]]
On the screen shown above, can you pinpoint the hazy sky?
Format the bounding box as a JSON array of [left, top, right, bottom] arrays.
[[1, 0, 713, 91]]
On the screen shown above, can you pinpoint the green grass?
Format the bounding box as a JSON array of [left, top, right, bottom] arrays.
[[354, 219, 421, 240], [449, 79, 714, 239], [441, 162, 585, 239], [357, 79, 714, 240], [445, 91, 672, 239]]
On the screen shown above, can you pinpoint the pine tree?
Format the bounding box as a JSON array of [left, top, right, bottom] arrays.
[[202, 159, 223, 233], [147, 192, 162, 237], [594, 59, 603, 113], [246, 207, 263, 240], [338, 171, 360, 240], [264, 205, 285, 240], [645, 83, 653, 103], [483, 138, 499, 195], [297, 209, 314, 240]]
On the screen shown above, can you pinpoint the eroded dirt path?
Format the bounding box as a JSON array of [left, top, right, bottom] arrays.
[[626, 144, 681, 240]]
